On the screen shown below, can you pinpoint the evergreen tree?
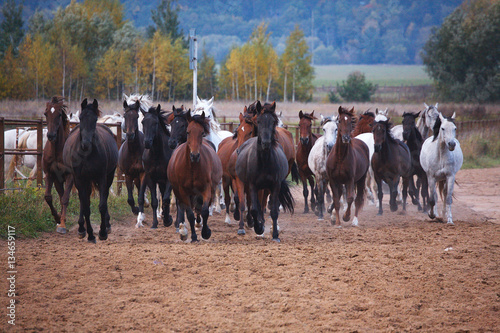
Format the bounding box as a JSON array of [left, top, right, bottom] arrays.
[[198, 48, 218, 99], [0, 0, 24, 58], [147, 0, 186, 46]]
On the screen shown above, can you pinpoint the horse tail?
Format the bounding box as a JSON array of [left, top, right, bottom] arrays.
[[279, 180, 295, 214], [290, 161, 300, 184]]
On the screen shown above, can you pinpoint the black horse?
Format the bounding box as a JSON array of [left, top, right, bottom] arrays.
[[235, 102, 294, 242], [137, 105, 174, 229], [63, 98, 118, 243], [402, 111, 429, 212]]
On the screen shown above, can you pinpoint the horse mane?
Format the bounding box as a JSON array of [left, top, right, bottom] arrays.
[[261, 102, 279, 124], [362, 110, 375, 118], [300, 111, 317, 121], [146, 106, 171, 136], [191, 114, 211, 135], [321, 116, 332, 126], [376, 120, 398, 144], [432, 114, 455, 142]]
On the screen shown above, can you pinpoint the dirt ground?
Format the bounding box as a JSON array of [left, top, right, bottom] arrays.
[[2, 167, 500, 332]]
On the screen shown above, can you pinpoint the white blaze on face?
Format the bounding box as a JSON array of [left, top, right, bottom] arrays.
[[241, 127, 244, 132], [51, 107, 55, 114], [344, 116, 349, 121]]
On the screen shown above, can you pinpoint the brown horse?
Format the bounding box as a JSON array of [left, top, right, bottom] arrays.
[[118, 99, 144, 215], [42, 96, 74, 234], [63, 98, 118, 243], [326, 106, 370, 227], [371, 118, 413, 215], [229, 110, 258, 234], [167, 112, 223, 242], [296, 110, 320, 213], [352, 110, 375, 136]]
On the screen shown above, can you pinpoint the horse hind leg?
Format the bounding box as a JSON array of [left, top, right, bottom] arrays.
[[161, 183, 173, 227], [44, 176, 61, 225], [301, 177, 309, 213], [185, 208, 198, 242], [201, 202, 212, 240], [352, 175, 367, 227]]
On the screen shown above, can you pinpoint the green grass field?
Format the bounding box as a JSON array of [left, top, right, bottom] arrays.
[[313, 65, 433, 87]]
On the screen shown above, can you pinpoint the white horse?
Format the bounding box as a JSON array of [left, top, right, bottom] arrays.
[[420, 112, 462, 225], [417, 103, 440, 138], [308, 115, 338, 220], [191, 96, 233, 152], [98, 112, 126, 141], [4, 128, 27, 180], [10, 128, 48, 179], [69, 110, 80, 123]]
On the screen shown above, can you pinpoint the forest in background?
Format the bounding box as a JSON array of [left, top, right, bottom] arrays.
[[20, 0, 462, 64]]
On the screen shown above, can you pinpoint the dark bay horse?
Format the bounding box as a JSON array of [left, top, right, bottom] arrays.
[[118, 99, 144, 215], [326, 106, 369, 227], [352, 110, 375, 136], [137, 105, 173, 229], [296, 110, 320, 213], [235, 104, 294, 242], [62, 98, 118, 243], [167, 112, 223, 242], [402, 111, 429, 212], [371, 118, 413, 215], [43, 96, 74, 234]]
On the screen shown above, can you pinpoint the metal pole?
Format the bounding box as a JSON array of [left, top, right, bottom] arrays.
[[190, 29, 197, 109]]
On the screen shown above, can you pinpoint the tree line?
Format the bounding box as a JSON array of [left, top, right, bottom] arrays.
[[0, 0, 314, 104]]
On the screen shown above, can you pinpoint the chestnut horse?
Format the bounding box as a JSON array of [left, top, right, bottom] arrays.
[[167, 112, 223, 242], [235, 104, 294, 242], [118, 99, 145, 215], [352, 110, 375, 137], [371, 118, 412, 215], [43, 96, 74, 234], [63, 99, 118, 243], [326, 106, 369, 227], [296, 110, 320, 213]]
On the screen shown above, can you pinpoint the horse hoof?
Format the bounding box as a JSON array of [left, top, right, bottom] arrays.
[[99, 231, 108, 241], [303, 207, 309, 214], [220, 203, 226, 210], [56, 226, 67, 234], [255, 226, 265, 236], [428, 212, 435, 219], [151, 225, 158, 229], [342, 214, 350, 222], [180, 234, 188, 241], [164, 216, 173, 227], [132, 207, 139, 215], [78, 231, 86, 239], [237, 229, 246, 235], [447, 221, 455, 226], [106, 227, 111, 234], [88, 237, 96, 244], [377, 212, 383, 216], [202, 228, 211, 240], [272, 238, 281, 243], [191, 239, 200, 243], [390, 205, 398, 212], [317, 217, 324, 221]]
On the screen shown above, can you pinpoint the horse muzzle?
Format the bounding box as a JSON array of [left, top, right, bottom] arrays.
[[300, 137, 309, 145], [47, 132, 57, 142], [190, 152, 201, 163], [126, 132, 136, 142], [341, 135, 351, 144], [81, 140, 91, 152], [448, 141, 456, 151], [168, 139, 178, 150], [374, 144, 382, 153]]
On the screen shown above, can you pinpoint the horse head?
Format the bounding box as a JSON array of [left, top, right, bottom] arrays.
[[142, 104, 164, 149], [424, 103, 440, 131], [193, 96, 214, 118], [186, 111, 210, 163], [433, 112, 457, 151], [257, 101, 278, 151], [44, 96, 68, 142], [237, 111, 258, 148], [321, 114, 338, 153], [80, 98, 100, 151], [338, 106, 356, 144], [353, 110, 375, 136], [375, 108, 389, 122], [168, 105, 189, 149], [372, 118, 392, 153], [123, 99, 141, 142], [298, 110, 317, 145], [402, 111, 421, 141]]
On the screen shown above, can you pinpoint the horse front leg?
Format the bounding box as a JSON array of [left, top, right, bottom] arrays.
[[234, 177, 247, 235], [249, 185, 264, 235], [329, 182, 343, 227], [343, 181, 354, 222], [375, 175, 384, 215], [420, 173, 429, 213], [270, 185, 281, 242], [125, 175, 139, 215], [352, 174, 367, 226], [308, 175, 316, 213], [82, 184, 94, 243], [161, 182, 173, 227], [402, 176, 410, 212], [301, 176, 309, 213], [427, 176, 438, 220], [200, 190, 213, 240], [149, 181, 159, 229], [136, 175, 148, 228], [185, 207, 198, 243], [97, 176, 112, 241], [58, 174, 74, 234], [44, 175, 61, 225], [444, 176, 455, 225], [316, 178, 325, 220]]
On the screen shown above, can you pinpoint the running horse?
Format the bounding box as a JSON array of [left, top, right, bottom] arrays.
[[137, 105, 174, 229], [420, 112, 463, 225], [371, 118, 413, 215], [235, 103, 294, 242], [63, 98, 118, 243], [118, 99, 145, 215], [167, 112, 223, 242], [42, 96, 74, 234], [296, 110, 319, 213], [326, 106, 369, 227]]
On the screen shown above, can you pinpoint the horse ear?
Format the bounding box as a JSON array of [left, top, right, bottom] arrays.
[[349, 107, 355, 114], [156, 104, 161, 114], [81, 98, 88, 109], [416, 111, 421, 118], [451, 112, 456, 120], [239, 113, 244, 123], [403, 112, 408, 117], [435, 103, 439, 109], [279, 111, 283, 117], [271, 101, 276, 111], [243, 106, 248, 114], [92, 99, 98, 109], [123, 100, 128, 109], [424, 103, 429, 109], [299, 110, 304, 118], [320, 114, 324, 121], [200, 111, 206, 120], [196, 96, 201, 105], [311, 110, 317, 119], [338, 106, 342, 114], [375, 108, 379, 114], [209, 96, 214, 104], [256, 101, 262, 113], [439, 112, 445, 122]]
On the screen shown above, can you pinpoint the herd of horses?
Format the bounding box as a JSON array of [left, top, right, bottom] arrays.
[[23, 94, 463, 243]]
